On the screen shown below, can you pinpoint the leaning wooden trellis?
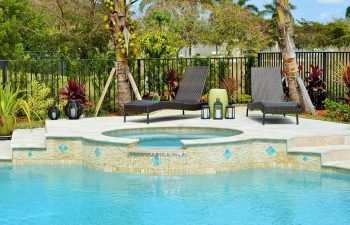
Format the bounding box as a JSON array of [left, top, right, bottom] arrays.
[[94, 63, 141, 117]]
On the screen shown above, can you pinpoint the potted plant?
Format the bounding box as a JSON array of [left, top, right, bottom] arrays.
[[59, 79, 92, 119], [0, 84, 32, 136]]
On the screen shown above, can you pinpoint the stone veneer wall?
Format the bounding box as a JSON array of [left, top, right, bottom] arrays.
[[12, 138, 82, 165], [9, 137, 328, 175]]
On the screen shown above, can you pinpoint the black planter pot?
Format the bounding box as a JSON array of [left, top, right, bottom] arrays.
[[48, 105, 60, 120], [64, 100, 84, 120]]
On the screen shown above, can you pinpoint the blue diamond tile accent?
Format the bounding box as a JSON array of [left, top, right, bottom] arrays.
[[302, 156, 308, 162], [224, 149, 232, 160], [58, 144, 68, 153], [27, 152, 32, 157], [95, 147, 101, 158], [152, 155, 161, 166], [266, 146, 276, 156]]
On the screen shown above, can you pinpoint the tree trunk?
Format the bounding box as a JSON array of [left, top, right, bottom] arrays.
[[113, 1, 132, 115], [275, 0, 301, 104], [116, 58, 131, 114]]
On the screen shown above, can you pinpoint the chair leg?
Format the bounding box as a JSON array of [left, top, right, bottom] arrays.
[[263, 113, 266, 125], [147, 112, 149, 124], [246, 107, 249, 117], [283, 114, 286, 117], [183, 110, 185, 115], [124, 113, 126, 123], [296, 113, 299, 125]]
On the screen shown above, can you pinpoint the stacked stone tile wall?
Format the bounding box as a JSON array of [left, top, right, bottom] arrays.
[[9, 137, 327, 175]]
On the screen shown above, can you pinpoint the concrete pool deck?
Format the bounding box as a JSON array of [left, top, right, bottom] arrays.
[[1, 107, 350, 173]]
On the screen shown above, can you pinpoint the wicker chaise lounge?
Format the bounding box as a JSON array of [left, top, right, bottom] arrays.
[[246, 67, 301, 125], [124, 66, 209, 123]]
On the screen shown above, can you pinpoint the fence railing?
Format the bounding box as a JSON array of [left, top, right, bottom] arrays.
[[0, 52, 349, 112], [128, 57, 254, 101], [258, 51, 350, 101], [0, 57, 253, 112]]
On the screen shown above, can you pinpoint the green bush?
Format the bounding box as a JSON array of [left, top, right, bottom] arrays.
[[323, 99, 350, 121], [27, 80, 55, 120]]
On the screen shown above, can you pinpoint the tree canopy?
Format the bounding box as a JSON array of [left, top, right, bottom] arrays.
[[1, 0, 350, 60]]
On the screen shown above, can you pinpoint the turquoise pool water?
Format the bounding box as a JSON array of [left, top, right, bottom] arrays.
[[1, 166, 350, 225], [118, 132, 232, 148], [104, 128, 242, 148]]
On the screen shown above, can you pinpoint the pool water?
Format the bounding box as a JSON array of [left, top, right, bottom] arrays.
[[1, 166, 350, 225], [117, 131, 233, 148]]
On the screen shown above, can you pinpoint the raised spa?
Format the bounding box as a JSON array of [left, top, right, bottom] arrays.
[[103, 127, 243, 148]]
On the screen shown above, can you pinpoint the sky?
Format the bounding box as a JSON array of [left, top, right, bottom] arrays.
[[132, 0, 350, 23], [250, 0, 350, 23]]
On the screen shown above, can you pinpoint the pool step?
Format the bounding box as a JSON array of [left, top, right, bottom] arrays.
[[288, 144, 350, 171], [288, 145, 350, 155], [0, 140, 12, 160], [322, 161, 350, 170], [321, 149, 350, 163], [288, 135, 349, 148]]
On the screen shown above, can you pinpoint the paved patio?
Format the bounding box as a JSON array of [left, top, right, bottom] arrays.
[[2, 106, 350, 171]]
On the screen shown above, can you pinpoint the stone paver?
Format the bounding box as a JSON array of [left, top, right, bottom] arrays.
[[11, 128, 46, 149], [0, 141, 11, 160]]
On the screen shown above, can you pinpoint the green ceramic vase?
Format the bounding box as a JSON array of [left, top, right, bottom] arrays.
[[208, 89, 228, 118]]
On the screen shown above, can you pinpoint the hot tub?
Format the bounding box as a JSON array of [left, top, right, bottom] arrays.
[[102, 127, 243, 148]]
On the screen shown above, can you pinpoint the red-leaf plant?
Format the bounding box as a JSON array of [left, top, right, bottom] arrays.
[[343, 63, 350, 103], [166, 68, 179, 101], [305, 65, 326, 109], [60, 79, 92, 107]]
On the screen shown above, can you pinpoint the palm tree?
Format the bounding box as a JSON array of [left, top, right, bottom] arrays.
[[260, 1, 296, 18], [102, 0, 217, 114], [275, 0, 314, 114], [346, 6, 350, 19], [236, 0, 259, 14]]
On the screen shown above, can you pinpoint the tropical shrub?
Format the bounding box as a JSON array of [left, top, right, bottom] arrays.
[[220, 77, 236, 103], [165, 68, 179, 101], [27, 80, 55, 120], [323, 99, 350, 122], [236, 94, 251, 103], [342, 63, 350, 104], [305, 65, 327, 109], [60, 80, 92, 108]]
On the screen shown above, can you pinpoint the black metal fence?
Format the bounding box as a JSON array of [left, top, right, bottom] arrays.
[[0, 57, 254, 112], [258, 51, 350, 101], [0, 52, 349, 112]]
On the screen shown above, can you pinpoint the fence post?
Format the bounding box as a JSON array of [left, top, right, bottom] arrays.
[[257, 53, 261, 67], [0, 61, 8, 85], [322, 52, 327, 84]]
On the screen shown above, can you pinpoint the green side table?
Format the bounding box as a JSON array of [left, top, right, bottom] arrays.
[[208, 89, 228, 117]]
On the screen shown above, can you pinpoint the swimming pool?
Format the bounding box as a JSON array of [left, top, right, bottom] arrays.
[[103, 127, 243, 148], [1, 165, 350, 225]]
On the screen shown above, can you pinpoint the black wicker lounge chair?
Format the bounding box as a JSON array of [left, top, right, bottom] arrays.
[[124, 66, 209, 123], [246, 67, 301, 125]]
